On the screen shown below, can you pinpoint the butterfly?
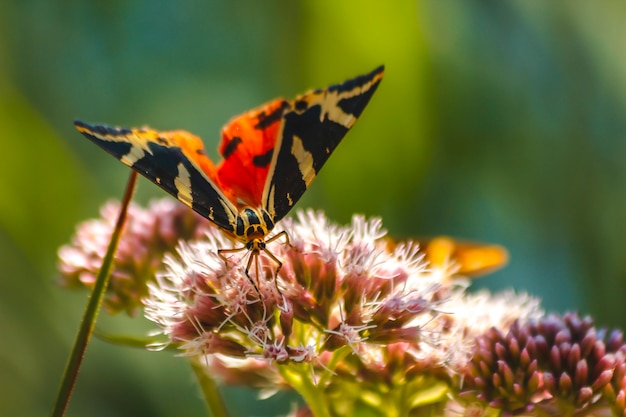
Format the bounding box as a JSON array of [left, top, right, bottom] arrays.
[[75, 66, 384, 290]]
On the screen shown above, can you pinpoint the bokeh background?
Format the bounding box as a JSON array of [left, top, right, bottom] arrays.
[[2, 1, 626, 416]]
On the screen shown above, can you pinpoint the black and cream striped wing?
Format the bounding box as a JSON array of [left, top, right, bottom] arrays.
[[74, 120, 239, 234], [262, 65, 385, 222]]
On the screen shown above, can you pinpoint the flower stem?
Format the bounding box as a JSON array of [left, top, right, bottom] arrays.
[[318, 345, 351, 387], [190, 358, 230, 417], [279, 364, 331, 417], [50, 171, 138, 417]]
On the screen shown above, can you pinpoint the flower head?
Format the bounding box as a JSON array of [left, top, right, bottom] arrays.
[[58, 198, 212, 314], [462, 312, 624, 415], [143, 209, 544, 415]]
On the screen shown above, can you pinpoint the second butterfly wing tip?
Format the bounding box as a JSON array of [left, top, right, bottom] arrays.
[[424, 236, 510, 278]]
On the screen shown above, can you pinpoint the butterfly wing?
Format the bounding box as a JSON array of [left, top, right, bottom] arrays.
[[263, 65, 385, 222], [74, 120, 239, 234], [424, 236, 509, 277], [216, 99, 290, 208]]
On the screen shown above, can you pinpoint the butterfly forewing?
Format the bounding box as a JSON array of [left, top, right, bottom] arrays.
[[263, 66, 385, 222], [74, 121, 239, 233]]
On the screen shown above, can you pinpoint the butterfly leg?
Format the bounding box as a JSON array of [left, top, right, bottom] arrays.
[[261, 248, 283, 292], [265, 230, 290, 248], [218, 246, 261, 294], [218, 246, 246, 267], [263, 231, 291, 292], [243, 251, 262, 296]]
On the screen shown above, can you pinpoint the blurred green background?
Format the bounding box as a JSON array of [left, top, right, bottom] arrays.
[[2, 1, 626, 416]]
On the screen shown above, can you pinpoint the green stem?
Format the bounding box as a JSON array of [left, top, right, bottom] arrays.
[[317, 346, 351, 388], [189, 358, 230, 417], [279, 364, 330, 417], [50, 171, 138, 417]]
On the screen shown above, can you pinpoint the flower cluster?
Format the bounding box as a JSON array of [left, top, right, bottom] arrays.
[[461, 312, 626, 416], [58, 199, 211, 314], [142, 209, 541, 415], [57, 199, 626, 416]]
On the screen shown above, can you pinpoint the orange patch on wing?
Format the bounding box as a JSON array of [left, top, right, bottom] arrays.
[[161, 130, 217, 178], [216, 99, 288, 207]]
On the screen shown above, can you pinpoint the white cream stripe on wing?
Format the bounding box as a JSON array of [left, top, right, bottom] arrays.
[[91, 130, 156, 167], [309, 77, 380, 128], [174, 162, 193, 207], [291, 135, 316, 187]]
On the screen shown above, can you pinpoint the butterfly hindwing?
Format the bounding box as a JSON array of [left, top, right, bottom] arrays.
[[217, 99, 290, 207], [264, 65, 385, 222], [74, 120, 238, 233]]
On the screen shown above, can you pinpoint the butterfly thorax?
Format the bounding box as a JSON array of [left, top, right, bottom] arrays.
[[235, 207, 275, 247]]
